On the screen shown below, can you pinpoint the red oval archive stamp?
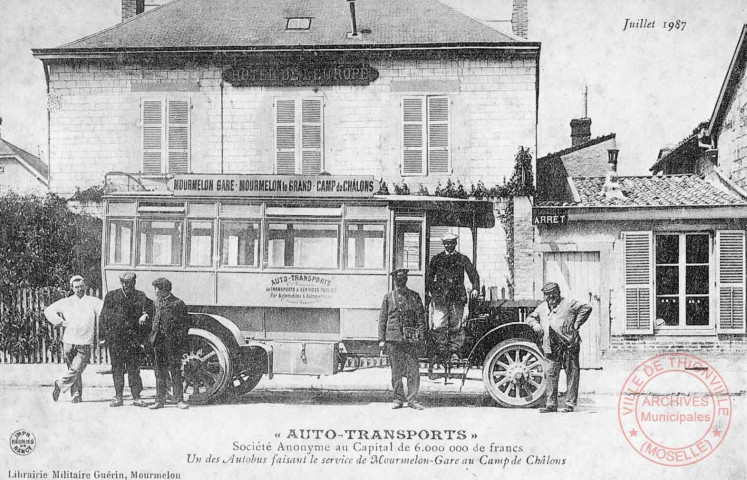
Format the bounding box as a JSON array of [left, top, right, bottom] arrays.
[[617, 353, 732, 467]]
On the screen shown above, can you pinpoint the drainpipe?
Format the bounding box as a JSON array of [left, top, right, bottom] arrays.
[[43, 60, 51, 188]]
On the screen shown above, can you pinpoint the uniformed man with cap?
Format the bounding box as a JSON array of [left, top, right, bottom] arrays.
[[378, 268, 427, 410], [100, 272, 154, 407], [527, 281, 592, 413], [426, 232, 480, 363]]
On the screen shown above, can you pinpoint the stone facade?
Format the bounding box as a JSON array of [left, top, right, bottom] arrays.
[[46, 55, 537, 196], [44, 53, 538, 298]]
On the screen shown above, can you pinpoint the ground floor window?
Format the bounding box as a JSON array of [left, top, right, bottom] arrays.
[[655, 233, 710, 327]]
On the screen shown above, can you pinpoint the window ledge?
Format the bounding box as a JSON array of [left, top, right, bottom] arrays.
[[653, 329, 716, 337]]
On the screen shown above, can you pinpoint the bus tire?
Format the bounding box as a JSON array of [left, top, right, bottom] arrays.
[[224, 367, 264, 400], [183, 328, 233, 405], [482, 339, 546, 408]]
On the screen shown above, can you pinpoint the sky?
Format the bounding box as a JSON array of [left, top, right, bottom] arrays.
[[0, 0, 746, 175]]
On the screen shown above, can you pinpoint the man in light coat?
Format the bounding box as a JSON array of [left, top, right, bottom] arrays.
[[45, 275, 103, 403], [527, 282, 592, 413]]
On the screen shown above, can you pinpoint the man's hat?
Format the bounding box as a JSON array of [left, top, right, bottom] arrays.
[[391, 268, 409, 276], [152, 277, 172, 292], [441, 233, 458, 243], [541, 281, 560, 294], [119, 272, 136, 282]]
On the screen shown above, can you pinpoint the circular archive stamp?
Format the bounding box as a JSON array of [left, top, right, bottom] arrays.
[[9, 429, 36, 456], [617, 353, 732, 467]]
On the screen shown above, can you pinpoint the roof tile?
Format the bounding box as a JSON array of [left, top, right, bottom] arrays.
[[537, 175, 747, 208]]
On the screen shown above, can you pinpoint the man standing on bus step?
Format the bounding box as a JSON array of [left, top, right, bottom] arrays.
[[426, 233, 480, 365], [100, 272, 154, 408], [148, 278, 190, 410], [45, 275, 103, 403], [379, 268, 427, 410], [527, 282, 592, 413]]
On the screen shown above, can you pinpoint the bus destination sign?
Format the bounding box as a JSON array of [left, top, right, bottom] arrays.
[[168, 175, 379, 198]]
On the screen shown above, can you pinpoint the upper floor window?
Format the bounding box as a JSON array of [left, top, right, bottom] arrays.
[[402, 96, 450, 175], [275, 98, 324, 175], [142, 99, 190, 175]]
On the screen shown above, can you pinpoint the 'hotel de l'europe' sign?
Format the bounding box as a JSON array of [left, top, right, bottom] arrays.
[[169, 175, 379, 198], [222, 63, 379, 87]]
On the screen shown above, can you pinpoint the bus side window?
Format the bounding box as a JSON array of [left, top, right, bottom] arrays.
[[394, 222, 422, 271], [188, 220, 214, 267], [347, 223, 385, 270], [267, 223, 340, 269], [220, 221, 259, 267], [139, 220, 183, 266], [108, 219, 133, 265]]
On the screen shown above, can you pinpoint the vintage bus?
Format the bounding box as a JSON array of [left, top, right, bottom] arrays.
[[101, 172, 545, 407]]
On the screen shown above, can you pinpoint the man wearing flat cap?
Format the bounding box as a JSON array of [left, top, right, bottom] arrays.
[[100, 272, 154, 407], [149, 277, 190, 410], [426, 232, 480, 363], [379, 268, 427, 410], [527, 282, 592, 413]]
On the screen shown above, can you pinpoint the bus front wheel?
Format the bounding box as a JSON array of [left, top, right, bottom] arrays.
[[183, 328, 233, 404], [482, 339, 546, 408]]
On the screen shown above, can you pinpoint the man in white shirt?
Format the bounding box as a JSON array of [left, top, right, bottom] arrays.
[[44, 275, 103, 403]]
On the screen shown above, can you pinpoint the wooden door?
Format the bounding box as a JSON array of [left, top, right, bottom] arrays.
[[543, 251, 602, 368]]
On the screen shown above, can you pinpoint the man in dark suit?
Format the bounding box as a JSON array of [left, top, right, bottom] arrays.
[[426, 233, 480, 364], [378, 268, 427, 410], [100, 272, 154, 407], [148, 277, 190, 410]]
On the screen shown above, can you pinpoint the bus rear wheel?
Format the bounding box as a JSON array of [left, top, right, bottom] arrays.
[[482, 339, 546, 408], [183, 328, 233, 404]]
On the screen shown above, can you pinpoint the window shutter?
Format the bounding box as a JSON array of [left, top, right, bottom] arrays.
[[716, 230, 746, 333], [275, 99, 297, 174], [301, 99, 323, 175], [623, 231, 653, 333], [167, 100, 190, 173], [427, 96, 450, 173], [402, 97, 425, 175], [142, 99, 164, 175]]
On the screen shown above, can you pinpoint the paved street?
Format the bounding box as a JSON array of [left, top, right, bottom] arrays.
[[1, 363, 745, 480]]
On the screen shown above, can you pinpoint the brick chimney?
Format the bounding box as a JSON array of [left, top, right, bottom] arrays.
[[570, 84, 591, 146], [122, 0, 144, 21], [511, 0, 528, 39]]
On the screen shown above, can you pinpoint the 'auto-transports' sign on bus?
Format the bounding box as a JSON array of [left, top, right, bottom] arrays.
[[102, 172, 545, 407]]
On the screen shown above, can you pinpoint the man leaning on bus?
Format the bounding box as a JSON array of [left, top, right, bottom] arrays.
[[378, 268, 427, 410], [527, 282, 592, 413]]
